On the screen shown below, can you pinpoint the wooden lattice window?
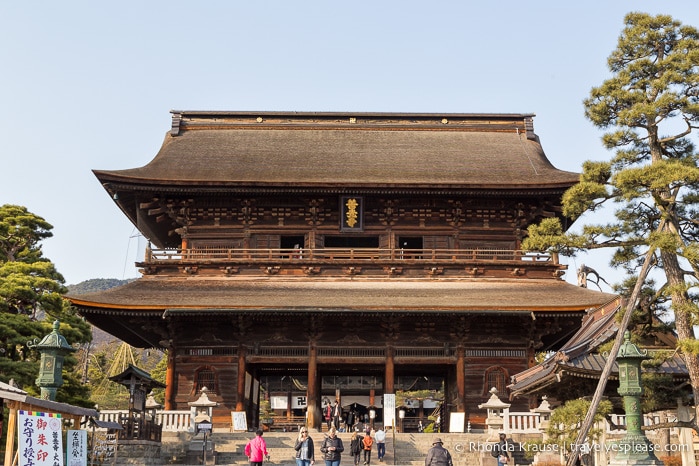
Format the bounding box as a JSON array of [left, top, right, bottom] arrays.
[[483, 366, 508, 396], [194, 367, 217, 394]]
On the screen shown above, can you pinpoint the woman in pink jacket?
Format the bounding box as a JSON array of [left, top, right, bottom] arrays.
[[245, 429, 270, 466]]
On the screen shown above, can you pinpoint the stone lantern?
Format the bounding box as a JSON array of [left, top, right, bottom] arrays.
[[187, 387, 219, 465], [532, 396, 553, 432], [28, 320, 76, 401], [609, 331, 662, 466], [478, 387, 510, 441], [146, 393, 163, 422]]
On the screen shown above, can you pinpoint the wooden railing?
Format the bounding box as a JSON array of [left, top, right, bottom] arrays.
[[145, 247, 553, 264]]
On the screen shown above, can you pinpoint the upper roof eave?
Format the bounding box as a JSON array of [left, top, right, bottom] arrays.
[[169, 110, 538, 119], [94, 172, 578, 193]]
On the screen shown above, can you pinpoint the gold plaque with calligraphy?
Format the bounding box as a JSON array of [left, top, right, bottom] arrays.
[[340, 196, 363, 231]]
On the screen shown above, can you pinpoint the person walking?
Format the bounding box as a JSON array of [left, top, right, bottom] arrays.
[[320, 427, 344, 466], [333, 401, 342, 430], [350, 429, 364, 466], [362, 431, 374, 465], [491, 433, 510, 466], [324, 403, 333, 430], [425, 438, 452, 466], [295, 426, 315, 466], [374, 427, 386, 462], [245, 430, 270, 466]]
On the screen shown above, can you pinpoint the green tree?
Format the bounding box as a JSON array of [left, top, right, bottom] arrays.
[[523, 12, 699, 420], [0, 204, 92, 404], [546, 398, 613, 457]]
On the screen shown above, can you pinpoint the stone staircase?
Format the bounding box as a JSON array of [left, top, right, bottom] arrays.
[[162, 431, 492, 466]]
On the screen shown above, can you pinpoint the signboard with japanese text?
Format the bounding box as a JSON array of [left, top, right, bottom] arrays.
[[18, 410, 64, 466], [383, 394, 396, 429], [448, 412, 465, 433], [232, 412, 248, 432], [66, 429, 87, 466], [90, 431, 117, 465]]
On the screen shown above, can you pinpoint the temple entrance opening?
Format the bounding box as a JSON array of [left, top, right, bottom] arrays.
[[257, 366, 445, 432]]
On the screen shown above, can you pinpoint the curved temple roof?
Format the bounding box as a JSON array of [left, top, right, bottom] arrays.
[[94, 111, 579, 191]]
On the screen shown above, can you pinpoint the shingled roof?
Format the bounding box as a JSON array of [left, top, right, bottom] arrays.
[[70, 275, 615, 312], [508, 298, 688, 399], [69, 276, 617, 347], [94, 111, 579, 191]]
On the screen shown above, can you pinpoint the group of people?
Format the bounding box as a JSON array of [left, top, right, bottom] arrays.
[[245, 425, 387, 466], [246, 427, 513, 466], [324, 401, 372, 433]]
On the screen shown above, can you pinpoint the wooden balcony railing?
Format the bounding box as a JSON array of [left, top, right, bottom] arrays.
[[144, 247, 553, 264]]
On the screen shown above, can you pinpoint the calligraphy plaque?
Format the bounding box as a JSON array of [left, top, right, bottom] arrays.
[[340, 196, 363, 232]]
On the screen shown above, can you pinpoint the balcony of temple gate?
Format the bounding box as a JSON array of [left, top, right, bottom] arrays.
[[137, 246, 565, 278]]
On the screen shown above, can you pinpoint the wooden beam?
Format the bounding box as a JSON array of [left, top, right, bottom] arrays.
[[4, 401, 18, 466]]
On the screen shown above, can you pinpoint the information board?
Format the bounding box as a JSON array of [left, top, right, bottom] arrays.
[[448, 412, 465, 433], [232, 411, 248, 432]]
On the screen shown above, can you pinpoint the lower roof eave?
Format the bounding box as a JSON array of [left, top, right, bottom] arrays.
[[75, 306, 588, 317]]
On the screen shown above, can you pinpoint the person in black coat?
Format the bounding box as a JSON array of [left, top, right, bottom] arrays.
[[294, 426, 315, 466], [491, 433, 510, 466], [425, 438, 452, 466], [320, 427, 344, 466]]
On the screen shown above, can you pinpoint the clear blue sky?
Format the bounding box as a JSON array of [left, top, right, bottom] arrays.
[[1, 2, 698, 287]]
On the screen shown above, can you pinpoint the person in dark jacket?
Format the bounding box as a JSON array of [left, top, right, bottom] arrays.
[[350, 429, 364, 466], [320, 427, 344, 466], [491, 433, 510, 466], [295, 426, 315, 466], [425, 438, 452, 466]]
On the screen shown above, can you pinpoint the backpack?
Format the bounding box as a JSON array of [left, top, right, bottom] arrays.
[[491, 445, 499, 458], [363, 435, 373, 450]]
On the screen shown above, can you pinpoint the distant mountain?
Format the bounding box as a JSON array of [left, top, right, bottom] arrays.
[[67, 278, 137, 347], [67, 278, 137, 295]]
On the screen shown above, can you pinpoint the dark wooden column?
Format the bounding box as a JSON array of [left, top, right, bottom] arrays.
[[307, 342, 319, 429], [384, 346, 395, 394], [164, 346, 176, 410], [236, 345, 246, 412], [456, 345, 465, 412]]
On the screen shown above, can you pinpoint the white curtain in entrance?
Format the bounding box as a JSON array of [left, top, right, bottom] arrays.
[[341, 396, 382, 408]]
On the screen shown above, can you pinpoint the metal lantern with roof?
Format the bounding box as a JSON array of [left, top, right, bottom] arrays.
[[28, 320, 76, 401], [609, 332, 663, 466]]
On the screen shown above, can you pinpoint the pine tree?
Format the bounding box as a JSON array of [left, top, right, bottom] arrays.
[[0, 204, 92, 402], [524, 12, 699, 420]]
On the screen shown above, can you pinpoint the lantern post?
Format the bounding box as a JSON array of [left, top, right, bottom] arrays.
[[28, 320, 76, 401], [609, 332, 662, 466]]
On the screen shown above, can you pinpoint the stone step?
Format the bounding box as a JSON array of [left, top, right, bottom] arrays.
[[163, 431, 493, 466]]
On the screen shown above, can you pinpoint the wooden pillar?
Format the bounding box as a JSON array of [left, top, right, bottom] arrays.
[[456, 345, 465, 412], [4, 402, 18, 466], [236, 346, 246, 412], [164, 348, 175, 410], [307, 343, 319, 430], [384, 346, 395, 394]]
